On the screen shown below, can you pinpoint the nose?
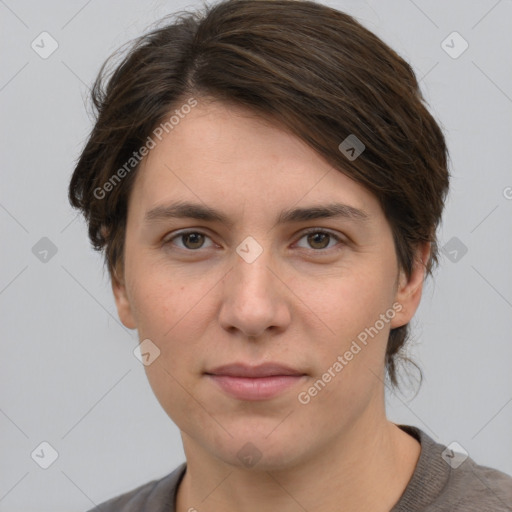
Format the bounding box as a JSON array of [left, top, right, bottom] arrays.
[[218, 245, 291, 339]]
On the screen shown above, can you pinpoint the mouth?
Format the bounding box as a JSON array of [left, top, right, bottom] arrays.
[[204, 362, 307, 401]]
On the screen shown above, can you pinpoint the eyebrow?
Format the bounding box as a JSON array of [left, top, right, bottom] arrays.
[[143, 200, 369, 227]]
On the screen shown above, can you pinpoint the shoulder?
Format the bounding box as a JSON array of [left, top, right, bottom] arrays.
[[85, 462, 187, 512], [393, 425, 512, 512], [436, 458, 512, 511]]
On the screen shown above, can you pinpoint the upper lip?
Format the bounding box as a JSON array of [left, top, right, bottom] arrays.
[[205, 363, 306, 378]]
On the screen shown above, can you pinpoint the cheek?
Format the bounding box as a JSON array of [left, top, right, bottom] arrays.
[[128, 261, 194, 334], [127, 266, 221, 371], [294, 273, 392, 425], [128, 272, 214, 427], [291, 258, 397, 407], [296, 262, 396, 343], [142, 360, 211, 438]]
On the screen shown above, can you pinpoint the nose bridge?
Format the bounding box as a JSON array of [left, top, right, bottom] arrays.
[[231, 236, 276, 306], [219, 235, 288, 337], [236, 249, 272, 293]]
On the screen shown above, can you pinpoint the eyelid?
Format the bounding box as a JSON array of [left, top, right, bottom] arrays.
[[298, 227, 343, 239]]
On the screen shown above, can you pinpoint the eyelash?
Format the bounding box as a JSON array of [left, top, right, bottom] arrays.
[[163, 228, 345, 253]]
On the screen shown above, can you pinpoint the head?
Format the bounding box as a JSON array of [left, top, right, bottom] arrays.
[[69, 0, 449, 469]]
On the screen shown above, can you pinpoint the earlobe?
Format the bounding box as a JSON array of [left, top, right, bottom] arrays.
[[111, 270, 137, 329], [390, 242, 431, 329]]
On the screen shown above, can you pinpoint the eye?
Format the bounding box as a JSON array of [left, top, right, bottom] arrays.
[[163, 228, 344, 253], [295, 229, 344, 251], [164, 230, 214, 251]]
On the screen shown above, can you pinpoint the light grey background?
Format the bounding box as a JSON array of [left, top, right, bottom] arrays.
[[1, 0, 511, 510]]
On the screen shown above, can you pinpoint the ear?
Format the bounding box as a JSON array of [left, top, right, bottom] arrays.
[[111, 266, 137, 329], [390, 242, 431, 329]]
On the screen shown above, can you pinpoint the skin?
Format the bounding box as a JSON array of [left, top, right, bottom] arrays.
[[112, 97, 429, 512]]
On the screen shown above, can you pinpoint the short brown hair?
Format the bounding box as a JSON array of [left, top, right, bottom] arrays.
[[68, 0, 450, 390]]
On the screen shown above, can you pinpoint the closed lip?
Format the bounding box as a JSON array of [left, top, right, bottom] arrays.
[[205, 363, 306, 378]]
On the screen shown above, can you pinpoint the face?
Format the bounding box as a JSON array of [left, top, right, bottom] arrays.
[[113, 98, 428, 470]]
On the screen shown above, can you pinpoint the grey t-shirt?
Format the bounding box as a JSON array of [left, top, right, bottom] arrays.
[[87, 424, 512, 511]]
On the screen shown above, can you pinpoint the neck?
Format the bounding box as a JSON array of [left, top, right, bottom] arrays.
[[175, 412, 421, 512]]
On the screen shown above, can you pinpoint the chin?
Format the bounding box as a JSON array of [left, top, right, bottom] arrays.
[[210, 427, 311, 472]]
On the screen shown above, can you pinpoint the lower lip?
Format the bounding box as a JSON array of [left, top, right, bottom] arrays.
[[206, 374, 306, 400]]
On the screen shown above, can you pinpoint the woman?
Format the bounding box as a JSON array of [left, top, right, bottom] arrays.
[[68, 0, 512, 510]]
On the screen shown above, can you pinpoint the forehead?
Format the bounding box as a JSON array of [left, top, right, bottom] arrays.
[[128, 99, 379, 221]]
